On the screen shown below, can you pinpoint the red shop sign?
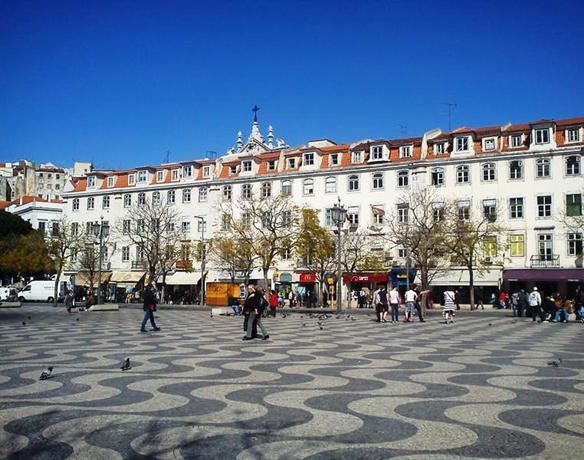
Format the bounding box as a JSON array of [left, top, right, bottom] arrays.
[[342, 274, 388, 283], [299, 273, 317, 283]]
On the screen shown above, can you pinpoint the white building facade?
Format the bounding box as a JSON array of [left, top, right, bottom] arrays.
[[62, 115, 584, 303]]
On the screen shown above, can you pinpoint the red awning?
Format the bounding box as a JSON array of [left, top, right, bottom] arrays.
[[342, 274, 389, 283], [299, 273, 317, 283]]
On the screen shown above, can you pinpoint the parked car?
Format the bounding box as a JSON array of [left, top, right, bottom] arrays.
[[18, 281, 65, 303]]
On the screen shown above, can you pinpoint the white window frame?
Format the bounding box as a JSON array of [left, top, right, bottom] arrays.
[[183, 188, 191, 203], [567, 232, 583, 256], [261, 182, 272, 198], [287, 158, 296, 169], [537, 195, 552, 218], [122, 246, 130, 262], [325, 176, 336, 194], [223, 185, 232, 201], [303, 152, 315, 166], [347, 206, 359, 226], [370, 145, 384, 160], [152, 191, 161, 205], [372, 172, 384, 190], [138, 192, 146, 205], [482, 137, 496, 151], [454, 136, 469, 152], [281, 180, 292, 196], [87, 197, 95, 210], [566, 155, 581, 176], [167, 190, 176, 205], [330, 153, 339, 165], [397, 204, 409, 223], [482, 163, 496, 181], [87, 176, 97, 188], [156, 171, 164, 182], [431, 167, 445, 186], [566, 128, 581, 143], [510, 134, 523, 148], [128, 174, 136, 185], [536, 158, 551, 178], [229, 165, 238, 175], [203, 166, 211, 178], [351, 151, 362, 163], [534, 128, 550, 145], [456, 165, 470, 184], [434, 143, 445, 155], [348, 174, 360, 191], [303, 178, 314, 196], [509, 197, 524, 219], [123, 194, 132, 208], [137, 170, 148, 183], [107, 176, 115, 187], [267, 160, 276, 171], [242, 184, 252, 199], [102, 195, 110, 209], [172, 169, 180, 181], [457, 200, 470, 221], [183, 165, 193, 177], [399, 145, 412, 158], [242, 160, 252, 172], [509, 160, 523, 180], [198, 187, 208, 202], [397, 170, 409, 188], [72, 198, 79, 211]]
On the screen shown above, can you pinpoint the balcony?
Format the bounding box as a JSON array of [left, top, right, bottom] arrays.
[[530, 254, 560, 268], [131, 260, 145, 270]]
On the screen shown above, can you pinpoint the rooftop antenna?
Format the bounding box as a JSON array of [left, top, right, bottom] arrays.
[[397, 124, 408, 136], [442, 102, 457, 131]]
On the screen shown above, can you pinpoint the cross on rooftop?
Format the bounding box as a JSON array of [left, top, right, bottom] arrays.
[[252, 104, 260, 122]]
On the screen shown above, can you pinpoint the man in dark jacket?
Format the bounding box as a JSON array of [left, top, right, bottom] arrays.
[[141, 284, 160, 332], [517, 289, 528, 317], [243, 284, 267, 340]]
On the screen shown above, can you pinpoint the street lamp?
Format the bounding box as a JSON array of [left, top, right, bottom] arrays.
[[330, 197, 347, 313], [92, 216, 109, 305], [193, 215, 206, 306]]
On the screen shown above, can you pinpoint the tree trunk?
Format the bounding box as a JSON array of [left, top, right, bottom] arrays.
[[262, 266, 269, 292], [53, 267, 61, 307], [420, 266, 429, 290], [468, 263, 475, 310], [319, 279, 325, 308]]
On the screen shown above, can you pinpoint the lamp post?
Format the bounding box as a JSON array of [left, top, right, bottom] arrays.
[[93, 216, 108, 304], [330, 198, 347, 313], [194, 215, 206, 306]]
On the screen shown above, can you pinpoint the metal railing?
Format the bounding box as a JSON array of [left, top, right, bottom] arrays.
[[530, 254, 560, 268]]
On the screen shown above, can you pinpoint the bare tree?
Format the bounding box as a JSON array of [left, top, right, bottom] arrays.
[[47, 218, 81, 306], [76, 229, 113, 294], [385, 187, 450, 289], [209, 234, 257, 284]]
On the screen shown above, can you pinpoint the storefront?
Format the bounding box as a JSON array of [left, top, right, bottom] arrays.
[[164, 271, 200, 304], [110, 271, 146, 302], [298, 272, 318, 307], [274, 272, 294, 300], [72, 271, 112, 301], [343, 273, 388, 307], [429, 268, 501, 305], [503, 268, 584, 298]]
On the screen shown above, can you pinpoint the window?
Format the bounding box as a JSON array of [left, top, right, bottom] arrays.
[[351, 151, 362, 163], [330, 153, 339, 165], [85, 222, 92, 235], [122, 246, 130, 262], [566, 193, 582, 216], [509, 160, 523, 180], [457, 200, 470, 220], [122, 219, 131, 234], [183, 165, 193, 177], [510, 134, 522, 148], [281, 180, 292, 196], [372, 205, 384, 225], [456, 165, 470, 184], [537, 195, 552, 217], [223, 185, 232, 201], [221, 214, 230, 231], [397, 170, 409, 187], [431, 167, 444, 186], [325, 177, 336, 193], [267, 160, 276, 171], [72, 198, 79, 211], [182, 188, 191, 203], [397, 204, 409, 223], [535, 128, 550, 144], [287, 158, 296, 169], [197, 219, 207, 233], [303, 178, 314, 196], [128, 174, 135, 185], [152, 191, 161, 205], [156, 171, 164, 182], [509, 234, 525, 257], [348, 175, 360, 191], [432, 203, 445, 222], [434, 143, 445, 155], [347, 206, 359, 226], [107, 176, 115, 187], [303, 152, 315, 166], [483, 199, 497, 222], [71, 222, 79, 236], [199, 187, 208, 202], [399, 146, 412, 158], [483, 236, 497, 258], [229, 165, 237, 175], [398, 248, 409, 258], [536, 158, 550, 178], [509, 197, 524, 219], [38, 221, 46, 234], [282, 210, 292, 226], [87, 197, 95, 210], [483, 138, 496, 151], [137, 170, 147, 182], [51, 222, 59, 237], [372, 172, 384, 190], [55, 184, 60, 190], [455, 137, 469, 152], [566, 128, 581, 143], [242, 211, 251, 227], [136, 219, 145, 233], [182, 221, 191, 233], [167, 190, 176, 205], [242, 161, 252, 172], [203, 166, 211, 178], [566, 156, 581, 175], [172, 169, 180, 181], [242, 184, 252, 199], [102, 195, 110, 209], [87, 176, 96, 188], [325, 208, 335, 226], [538, 234, 553, 260], [138, 192, 146, 205], [261, 182, 272, 198], [482, 163, 496, 181], [371, 145, 384, 160], [121, 194, 130, 207], [280, 245, 292, 260], [568, 233, 583, 256]]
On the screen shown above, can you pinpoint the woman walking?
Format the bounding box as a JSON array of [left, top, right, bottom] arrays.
[[443, 289, 456, 324]]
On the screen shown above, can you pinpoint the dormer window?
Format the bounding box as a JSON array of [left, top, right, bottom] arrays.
[[287, 158, 296, 169], [510, 134, 523, 148], [242, 160, 252, 172], [203, 166, 211, 178], [156, 171, 164, 182], [399, 146, 412, 158], [107, 176, 115, 187], [137, 170, 148, 182], [535, 128, 550, 144], [229, 165, 237, 175], [351, 151, 362, 163], [434, 143, 445, 155], [483, 138, 496, 151], [171, 169, 180, 181], [371, 145, 384, 160], [330, 153, 339, 165], [87, 176, 96, 188], [183, 165, 193, 177], [455, 137, 469, 152], [267, 160, 276, 171], [128, 174, 136, 185], [566, 128, 581, 143], [303, 152, 315, 166]]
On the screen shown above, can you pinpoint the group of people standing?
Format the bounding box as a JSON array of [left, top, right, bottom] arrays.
[[505, 287, 584, 323], [371, 285, 427, 323]]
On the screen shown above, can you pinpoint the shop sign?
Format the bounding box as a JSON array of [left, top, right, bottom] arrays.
[[300, 273, 317, 283], [324, 273, 337, 286], [280, 273, 293, 282], [342, 274, 388, 283]]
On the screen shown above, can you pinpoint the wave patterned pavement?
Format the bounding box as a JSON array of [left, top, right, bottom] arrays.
[[0, 306, 583, 459]]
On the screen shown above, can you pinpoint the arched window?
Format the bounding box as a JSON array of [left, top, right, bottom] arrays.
[[456, 165, 470, 183], [152, 191, 161, 205], [138, 192, 146, 205], [261, 182, 272, 198], [348, 175, 360, 191], [509, 160, 523, 180], [223, 185, 232, 201], [397, 170, 409, 187], [325, 177, 336, 193], [281, 180, 292, 196], [482, 163, 496, 181], [431, 167, 444, 186], [303, 178, 314, 196], [372, 172, 384, 190]]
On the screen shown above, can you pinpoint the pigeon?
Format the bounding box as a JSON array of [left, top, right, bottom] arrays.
[[300, 315, 304, 319], [22, 321, 26, 326], [39, 366, 53, 380], [76, 318, 79, 321], [210, 312, 213, 318], [282, 313, 287, 318], [27, 315, 31, 320], [302, 323, 307, 327], [319, 326, 324, 330], [120, 357, 131, 371], [351, 317, 356, 321], [547, 358, 562, 367], [488, 323, 492, 327]]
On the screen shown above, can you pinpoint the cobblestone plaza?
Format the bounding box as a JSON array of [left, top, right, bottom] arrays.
[[1, 306, 583, 459]]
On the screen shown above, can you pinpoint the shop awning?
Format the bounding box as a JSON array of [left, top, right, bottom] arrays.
[[73, 271, 112, 287], [503, 268, 584, 282], [342, 273, 388, 283], [430, 268, 501, 287], [164, 271, 201, 286], [110, 271, 146, 283]]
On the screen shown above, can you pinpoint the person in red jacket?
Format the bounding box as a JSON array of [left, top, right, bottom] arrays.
[[269, 290, 278, 317]]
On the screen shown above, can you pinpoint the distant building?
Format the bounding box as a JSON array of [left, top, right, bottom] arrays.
[[5, 195, 64, 237]]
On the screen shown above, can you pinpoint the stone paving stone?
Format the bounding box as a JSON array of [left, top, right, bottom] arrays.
[[0, 305, 583, 459]]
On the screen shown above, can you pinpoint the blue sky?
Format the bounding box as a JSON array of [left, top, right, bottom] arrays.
[[1, 0, 583, 169]]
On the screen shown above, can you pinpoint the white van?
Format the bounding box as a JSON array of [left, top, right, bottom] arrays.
[[18, 281, 64, 303]]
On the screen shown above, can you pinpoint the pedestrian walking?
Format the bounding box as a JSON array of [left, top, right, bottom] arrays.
[[64, 289, 74, 313], [475, 287, 485, 310], [389, 287, 400, 323], [378, 286, 389, 322], [140, 284, 160, 332], [404, 287, 417, 322], [511, 290, 520, 317], [528, 287, 544, 322], [243, 285, 269, 341], [443, 289, 456, 323], [517, 289, 528, 318], [413, 285, 425, 322], [269, 290, 278, 317]]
